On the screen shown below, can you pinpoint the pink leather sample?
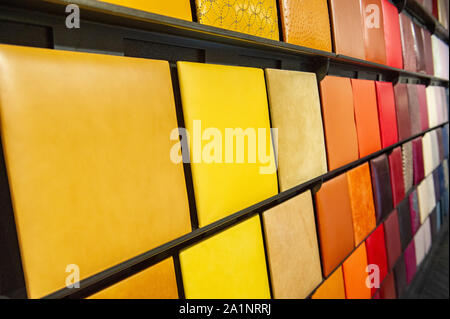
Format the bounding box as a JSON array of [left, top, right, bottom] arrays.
[[365, 224, 388, 296], [422, 28, 434, 75], [406, 84, 422, 136], [375, 81, 399, 148], [399, 13, 417, 72], [394, 83, 412, 141], [381, 0, 403, 69], [389, 147, 406, 208], [404, 240, 417, 284]]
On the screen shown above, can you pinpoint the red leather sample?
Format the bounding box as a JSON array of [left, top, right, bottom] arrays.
[[412, 137, 425, 185], [360, 0, 387, 64], [351, 79, 382, 158], [375, 81, 398, 148], [394, 83, 412, 141], [404, 240, 417, 284], [412, 22, 426, 73], [365, 224, 388, 296], [315, 174, 355, 277], [370, 154, 394, 223], [388, 147, 406, 208], [417, 85, 430, 132], [407, 84, 422, 136], [383, 210, 402, 270], [409, 190, 421, 235], [381, 0, 403, 69], [399, 13, 417, 72], [422, 28, 434, 75], [380, 271, 397, 299]]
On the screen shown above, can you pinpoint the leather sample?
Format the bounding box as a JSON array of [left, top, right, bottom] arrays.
[[426, 86, 439, 128], [412, 22, 426, 73], [265, 69, 327, 191], [407, 84, 422, 136], [422, 131, 435, 176], [422, 28, 434, 75], [397, 199, 413, 251], [320, 76, 359, 171], [351, 79, 382, 158], [417, 85, 430, 132], [347, 163, 377, 245], [404, 241, 417, 284], [381, 0, 403, 69], [177, 62, 278, 227], [409, 190, 421, 235], [383, 210, 402, 270], [0, 45, 191, 298], [100, 0, 192, 20], [394, 255, 407, 297], [342, 242, 371, 299], [194, 0, 279, 40], [412, 137, 425, 185], [444, 125, 449, 158], [180, 216, 270, 299], [402, 141, 414, 194], [433, 170, 441, 201], [311, 267, 346, 299], [375, 81, 399, 148], [89, 258, 178, 299], [389, 147, 406, 208], [394, 83, 412, 141], [432, 35, 450, 80], [315, 174, 355, 277], [413, 222, 426, 267], [360, 0, 387, 64], [370, 154, 394, 223], [279, 0, 332, 51], [424, 218, 432, 254], [437, 129, 444, 162], [399, 13, 417, 72], [417, 176, 436, 224], [328, 0, 365, 60], [263, 191, 322, 299], [365, 224, 388, 296], [380, 271, 397, 299]]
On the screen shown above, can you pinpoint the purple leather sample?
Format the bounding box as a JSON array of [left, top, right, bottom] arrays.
[[407, 84, 422, 136], [399, 14, 417, 72], [433, 170, 441, 201], [417, 85, 429, 132], [404, 241, 417, 284], [412, 137, 425, 185], [409, 190, 421, 235], [370, 154, 394, 224], [397, 199, 413, 251], [422, 28, 434, 75], [394, 83, 412, 141], [436, 128, 444, 162]]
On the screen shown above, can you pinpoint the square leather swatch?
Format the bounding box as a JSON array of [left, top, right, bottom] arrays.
[[342, 242, 371, 299], [399, 13, 417, 72], [370, 154, 394, 223], [380, 271, 397, 299], [383, 210, 402, 270], [265, 69, 327, 191], [402, 141, 414, 195], [351, 79, 382, 158], [278, 0, 332, 51], [409, 190, 421, 235], [397, 199, 413, 251], [432, 35, 450, 80], [263, 191, 322, 299], [389, 147, 406, 208], [347, 163, 377, 245], [394, 255, 407, 297], [320, 76, 359, 171], [422, 28, 434, 75], [412, 137, 425, 185], [394, 83, 412, 141], [381, 0, 403, 69], [311, 266, 346, 299], [315, 174, 355, 277], [365, 224, 388, 296], [375, 81, 399, 148], [406, 84, 422, 136], [417, 84, 430, 132], [404, 241, 417, 284], [360, 0, 387, 64]]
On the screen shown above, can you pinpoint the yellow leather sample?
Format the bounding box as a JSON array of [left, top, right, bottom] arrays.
[[311, 266, 346, 299], [179, 215, 270, 299], [89, 258, 178, 299], [263, 191, 322, 299], [98, 0, 192, 21], [177, 62, 278, 227], [195, 0, 279, 40], [265, 69, 327, 191], [0, 45, 191, 298]]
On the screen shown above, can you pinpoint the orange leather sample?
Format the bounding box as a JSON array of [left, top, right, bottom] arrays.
[[279, 0, 332, 51], [342, 242, 371, 299], [263, 191, 322, 299], [0, 45, 191, 298], [311, 267, 346, 299], [360, 0, 387, 64], [351, 79, 382, 158], [347, 163, 377, 245], [320, 76, 359, 171], [99, 0, 192, 20], [315, 174, 355, 277], [329, 0, 366, 60], [89, 258, 178, 299]]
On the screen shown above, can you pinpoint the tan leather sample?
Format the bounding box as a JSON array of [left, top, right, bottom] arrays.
[[347, 163, 377, 246], [315, 174, 355, 277], [99, 0, 192, 20], [329, 0, 366, 60], [0, 45, 191, 298], [89, 258, 178, 299], [360, 0, 387, 64], [265, 69, 327, 191], [311, 267, 346, 299], [320, 76, 359, 171], [263, 191, 322, 299], [342, 242, 371, 299], [279, 0, 332, 51]]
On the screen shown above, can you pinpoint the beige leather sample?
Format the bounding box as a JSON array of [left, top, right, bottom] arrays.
[[263, 191, 322, 299], [265, 69, 327, 191], [422, 132, 434, 176], [417, 175, 436, 223], [414, 225, 426, 267]]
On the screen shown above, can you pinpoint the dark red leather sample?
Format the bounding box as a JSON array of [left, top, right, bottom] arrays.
[[399, 13, 417, 72], [397, 199, 413, 251], [412, 137, 425, 185], [409, 190, 421, 235], [375, 81, 399, 148], [365, 224, 388, 296], [380, 271, 397, 299], [394, 83, 412, 141], [389, 147, 406, 208], [417, 85, 429, 132], [383, 210, 402, 270], [404, 241, 417, 284], [422, 28, 434, 75], [394, 255, 407, 297], [360, 0, 387, 64], [407, 84, 422, 136], [370, 154, 394, 223], [412, 22, 426, 73], [381, 0, 403, 69]]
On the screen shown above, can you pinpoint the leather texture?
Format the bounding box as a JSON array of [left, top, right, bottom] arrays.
[[320, 76, 359, 171], [406, 84, 422, 136], [422, 131, 435, 176], [402, 141, 414, 194], [444, 125, 449, 158], [432, 35, 450, 80], [412, 137, 425, 185], [89, 258, 178, 299], [315, 174, 355, 277], [375, 81, 399, 148], [433, 170, 441, 201], [365, 224, 388, 296], [179, 216, 270, 299], [279, 0, 332, 51], [311, 266, 346, 299], [394, 255, 407, 297], [177, 62, 278, 227], [370, 154, 394, 223], [409, 190, 421, 235], [347, 163, 377, 245], [417, 84, 430, 132], [414, 220, 426, 267], [424, 218, 432, 254], [194, 0, 279, 40], [0, 45, 191, 298], [100, 0, 192, 20], [328, 0, 366, 60], [422, 28, 434, 75], [389, 147, 406, 208], [265, 69, 327, 191], [397, 199, 413, 251], [381, 0, 403, 69], [394, 83, 412, 141], [383, 210, 402, 270], [351, 79, 382, 158], [263, 191, 322, 299], [437, 129, 444, 162], [342, 242, 371, 299], [360, 0, 387, 64], [412, 22, 426, 73], [404, 240, 417, 284], [380, 271, 397, 299], [426, 86, 439, 128], [399, 13, 417, 72], [417, 175, 436, 224]]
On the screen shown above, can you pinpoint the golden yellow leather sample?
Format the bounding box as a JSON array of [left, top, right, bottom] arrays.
[[311, 266, 346, 299], [177, 62, 278, 227], [279, 0, 332, 51], [179, 215, 270, 299], [89, 258, 178, 299], [0, 45, 191, 298], [194, 0, 279, 40], [98, 0, 192, 21], [265, 69, 327, 191], [263, 191, 322, 299]]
